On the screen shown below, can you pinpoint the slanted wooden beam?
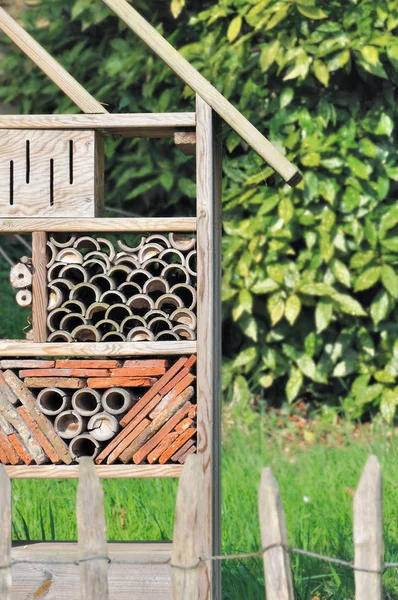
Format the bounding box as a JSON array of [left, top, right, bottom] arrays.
[[0, 8, 107, 114], [102, 0, 301, 186]]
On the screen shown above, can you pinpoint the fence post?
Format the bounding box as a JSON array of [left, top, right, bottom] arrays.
[[354, 455, 382, 600], [0, 465, 11, 600], [171, 454, 203, 600], [77, 458, 109, 600], [258, 467, 294, 600]]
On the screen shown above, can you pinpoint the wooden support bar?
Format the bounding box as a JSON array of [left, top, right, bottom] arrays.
[[0, 465, 12, 600], [0, 218, 197, 234], [32, 232, 48, 343], [0, 341, 196, 357], [174, 132, 196, 156], [5, 464, 183, 478]]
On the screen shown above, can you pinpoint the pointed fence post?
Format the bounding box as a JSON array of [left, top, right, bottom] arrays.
[[77, 458, 109, 600], [354, 455, 382, 600], [171, 454, 203, 600], [0, 465, 12, 600], [258, 467, 294, 600]]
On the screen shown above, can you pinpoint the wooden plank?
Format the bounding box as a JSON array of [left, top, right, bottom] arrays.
[[32, 232, 48, 343], [1, 360, 55, 369], [87, 376, 157, 389], [101, 0, 301, 186], [77, 458, 109, 600], [6, 464, 183, 478], [55, 360, 121, 369], [17, 407, 61, 464], [3, 370, 72, 464], [110, 367, 167, 377], [354, 455, 382, 600], [24, 377, 85, 389], [171, 455, 202, 600], [258, 468, 294, 600], [196, 96, 222, 600], [0, 8, 107, 114], [0, 465, 11, 600], [19, 369, 110, 377], [0, 113, 196, 130], [0, 341, 197, 357], [0, 217, 197, 234]]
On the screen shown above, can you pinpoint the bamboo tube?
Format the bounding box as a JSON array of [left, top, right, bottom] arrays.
[[54, 410, 86, 439], [143, 277, 169, 299], [149, 317, 172, 334], [16, 289, 32, 308], [117, 237, 145, 253], [120, 315, 147, 333], [145, 309, 168, 322], [97, 237, 116, 262], [69, 433, 101, 461], [72, 325, 102, 342], [186, 250, 197, 277], [162, 264, 191, 285], [102, 331, 127, 342], [96, 319, 120, 335], [72, 389, 102, 417], [47, 262, 65, 282], [73, 236, 100, 252], [173, 324, 197, 341], [49, 278, 74, 293], [146, 234, 171, 248], [105, 303, 132, 324], [84, 251, 112, 270], [155, 293, 184, 313], [170, 284, 197, 310], [55, 248, 84, 265], [62, 300, 87, 315], [141, 258, 167, 277], [85, 303, 110, 324], [47, 307, 71, 332], [169, 233, 196, 252], [60, 313, 87, 332], [118, 281, 142, 297], [107, 265, 133, 286], [50, 234, 77, 248], [138, 243, 163, 263], [48, 286, 64, 310], [37, 388, 71, 416], [171, 308, 197, 330], [101, 388, 133, 415], [155, 331, 179, 341], [88, 412, 120, 442], [126, 327, 155, 341], [158, 248, 185, 266], [114, 255, 139, 269], [47, 331, 74, 342], [126, 268, 151, 287], [82, 258, 107, 275], [100, 289, 127, 305], [46, 241, 57, 268], [59, 264, 89, 284], [127, 294, 155, 315], [71, 283, 101, 304], [90, 274, 116, 293], [10, 263, 32, 289]]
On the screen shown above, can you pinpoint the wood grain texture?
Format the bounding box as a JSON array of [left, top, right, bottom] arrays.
[[101, 0, 300, 185], [196, 96, 222, 600], [32, 232, 48, 343], [0, 7, 106, 114], [258, 468, 294, 600], [0, 465, 11, 600], [0, 341, 196, 356], [0, 112, 195, 129], [77, 458, 109, 600], [171, 455, 202, 600], [0, 217, 197, 233], [354, 455, 382, 600], [5, 463, 183, 478]]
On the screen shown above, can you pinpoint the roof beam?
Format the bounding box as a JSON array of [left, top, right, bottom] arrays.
[[0, 8, 107, 114], [102, 0, 301, 187]]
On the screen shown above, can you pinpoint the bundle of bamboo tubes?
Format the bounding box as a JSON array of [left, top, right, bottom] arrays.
[[0, 357, 197, 465], [46, 233, 197, 342]]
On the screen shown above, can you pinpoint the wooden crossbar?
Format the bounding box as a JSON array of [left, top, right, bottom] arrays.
[[5, 464, 183, 479], [0, 218, 197, 233], [0, 341, 197, 357]]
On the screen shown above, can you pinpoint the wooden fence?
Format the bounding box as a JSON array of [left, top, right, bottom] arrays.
[[0, 454, 392, 599]]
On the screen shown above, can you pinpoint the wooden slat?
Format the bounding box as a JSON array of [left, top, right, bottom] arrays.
[[258, 467, 294, 600], [0, 465, 11, 600], [0, 341, 196, 357], [354, 455, 382, 600], [0, 113, 196, 130], [0, 218, 196, 233], [77, 458, 109, 600], [171, 455, 202, 600], [0, 8, 107, 114], [101, 0, 301, 186], [196, 96, 222, 600], [32, 232, 48, 343], [5, 464, 183, 478]]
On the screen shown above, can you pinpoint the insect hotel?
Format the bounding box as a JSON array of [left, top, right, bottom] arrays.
[[0, 1, 301, 598]]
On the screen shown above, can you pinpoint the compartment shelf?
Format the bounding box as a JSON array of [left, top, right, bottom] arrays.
[[0, 341, 197, 356], [0, 218, 197, 233], [6, 464, 183, 479]]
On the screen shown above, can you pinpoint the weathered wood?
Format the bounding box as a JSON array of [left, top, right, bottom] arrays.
[[159, 429, 196, 465], [0, 341, 196, 357], [19, 369, 110, 377], [171, 455, 202, 600], [0, 217, 197, 233], [196, 96, 223, 600], [77, 458, 109, 600], [0, 465, 11, 599], [8, 433, 34, 465], [6, 463, 183, 479], [0, 8, 107, 114], [354, 455, 383, 600], [258, 468, 294, 600], [17, 407, 61, 464], [0, 360, 55, 369], [24, 377, 85, 389], [55, 360, 121, 369], [3, 370, 72, 464], [10, 262, 32, 289], [174, 132, 196, 156], [87, 376, 157, 389], [32, 232, 48, 343]]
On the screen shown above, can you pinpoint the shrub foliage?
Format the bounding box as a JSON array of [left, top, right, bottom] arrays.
[[1, 0, 398, 419]]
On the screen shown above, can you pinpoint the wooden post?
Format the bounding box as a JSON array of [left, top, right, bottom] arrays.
[[0, 465, 12, 600], [32, 232, 48, 343], [77, 457, 109, 600], [258, 468, 294, 600], [171, 455, 203, 600], [354, 455, 383, 600], [196, 95, 222, 600]]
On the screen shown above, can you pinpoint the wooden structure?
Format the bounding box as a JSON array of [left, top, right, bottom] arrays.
[[0, 2, 301, 598]]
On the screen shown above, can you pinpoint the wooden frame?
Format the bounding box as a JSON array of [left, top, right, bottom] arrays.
[[0, 342, 197, 356], [5, 464, 182, 479], [0, 218, 196, 233]]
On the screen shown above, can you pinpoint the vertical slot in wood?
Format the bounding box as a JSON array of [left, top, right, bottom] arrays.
[[69, 140, 74, 184], [9, 160, 14, 205], [50, 159, 54, 206], [26, 140, 30, 183]]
